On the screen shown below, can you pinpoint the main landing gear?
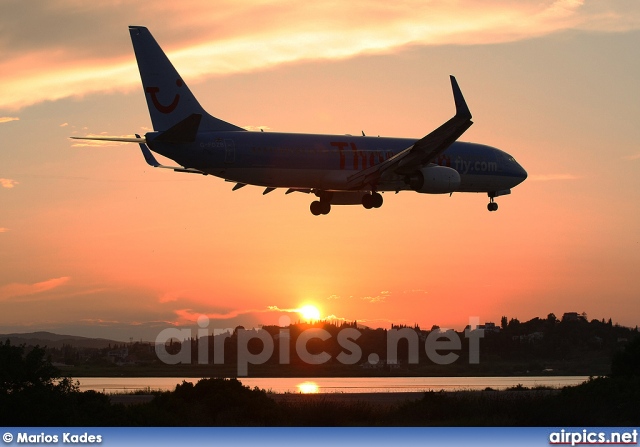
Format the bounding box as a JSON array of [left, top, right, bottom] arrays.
[[310, 191, 332, 216], [362, 192, 383, 210], [310, 200, 331, 216], [487, 198, 498, 212], [309, 191, 384, 215]]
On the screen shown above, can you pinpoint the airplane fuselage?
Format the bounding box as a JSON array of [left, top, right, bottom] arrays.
[[147, 132, 527, 194]]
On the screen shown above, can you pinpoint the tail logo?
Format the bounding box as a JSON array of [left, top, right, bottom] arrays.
[[146, 78, 183, 114]]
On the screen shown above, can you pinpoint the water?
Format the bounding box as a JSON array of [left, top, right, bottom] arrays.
[[77, 376, 589, 394]]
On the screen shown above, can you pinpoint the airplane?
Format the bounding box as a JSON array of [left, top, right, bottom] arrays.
[[72, 26, 527, 215]]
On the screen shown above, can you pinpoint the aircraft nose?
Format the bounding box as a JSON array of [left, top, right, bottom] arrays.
[[519, 164, 527, 179], [516, 163, 528, 184]]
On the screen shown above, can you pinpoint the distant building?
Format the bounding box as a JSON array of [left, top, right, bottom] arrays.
[[107, 347, 129, 363]]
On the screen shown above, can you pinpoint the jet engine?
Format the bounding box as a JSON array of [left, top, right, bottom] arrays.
[[406, 165, 461, 194]]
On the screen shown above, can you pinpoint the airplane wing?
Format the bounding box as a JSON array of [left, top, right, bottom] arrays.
[[346, 76, 473, 189]]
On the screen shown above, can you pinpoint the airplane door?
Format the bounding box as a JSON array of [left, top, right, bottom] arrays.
[[224, 139, 235, 164]]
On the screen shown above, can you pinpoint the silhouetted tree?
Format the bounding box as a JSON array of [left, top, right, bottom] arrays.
[[129, 378, 281, 425], [0, 340, 98, 425], [0, 340, 63, 393], [611, 336, 640, 378], [508, 318, 520, 330]]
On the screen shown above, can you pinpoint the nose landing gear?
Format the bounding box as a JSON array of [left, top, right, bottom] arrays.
[[486, 190, 509, 212]]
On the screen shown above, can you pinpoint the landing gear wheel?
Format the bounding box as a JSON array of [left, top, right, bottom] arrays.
[[362, 194, 374, 209], [371, 192, 383, 208], [487, 202, 498, 212], [310, 201, 323, 216], [311, 200, 331, 215]]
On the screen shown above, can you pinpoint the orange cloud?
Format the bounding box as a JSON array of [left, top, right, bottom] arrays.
[[0, 178, 19, 188], [69, 134, 133, 148], [170, 304, 311, 326], [0, 277, 71, 301], [173, 307, 266, 324], [0, 53, 136, 111], [0, 117, 19, 123], [0, 0, 636, 110], [0, 228, 8, 233]]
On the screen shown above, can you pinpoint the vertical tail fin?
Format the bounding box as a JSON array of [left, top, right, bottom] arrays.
[[128, 26, 245, 132]]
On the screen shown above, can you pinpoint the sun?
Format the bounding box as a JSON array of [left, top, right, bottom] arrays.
[[298, 304, 321, 322]]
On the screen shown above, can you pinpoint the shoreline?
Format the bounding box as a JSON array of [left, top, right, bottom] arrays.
[[108, 391, 428, 406], [108, 388, 563, 407]]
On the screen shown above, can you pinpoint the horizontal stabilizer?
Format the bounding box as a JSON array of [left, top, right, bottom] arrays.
[[173, 168, 207, 175], [70, 136, 146, 143]]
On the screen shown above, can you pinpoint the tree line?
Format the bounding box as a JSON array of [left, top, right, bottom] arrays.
[[1, 335, 640, 426]]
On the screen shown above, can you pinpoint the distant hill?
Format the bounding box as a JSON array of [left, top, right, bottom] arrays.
[[0, 331, 123, 349]]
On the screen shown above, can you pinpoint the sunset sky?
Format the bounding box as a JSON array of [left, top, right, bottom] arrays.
[[1, 0, 639, 341]]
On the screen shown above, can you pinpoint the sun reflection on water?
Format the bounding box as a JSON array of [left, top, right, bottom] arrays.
[[297, 381, 319, 394]]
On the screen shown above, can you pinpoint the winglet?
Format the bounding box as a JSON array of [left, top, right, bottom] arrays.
[[450, 75, 472, 119]]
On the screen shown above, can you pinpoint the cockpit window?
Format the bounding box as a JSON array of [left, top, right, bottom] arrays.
[[500, 152, 517, 163]]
